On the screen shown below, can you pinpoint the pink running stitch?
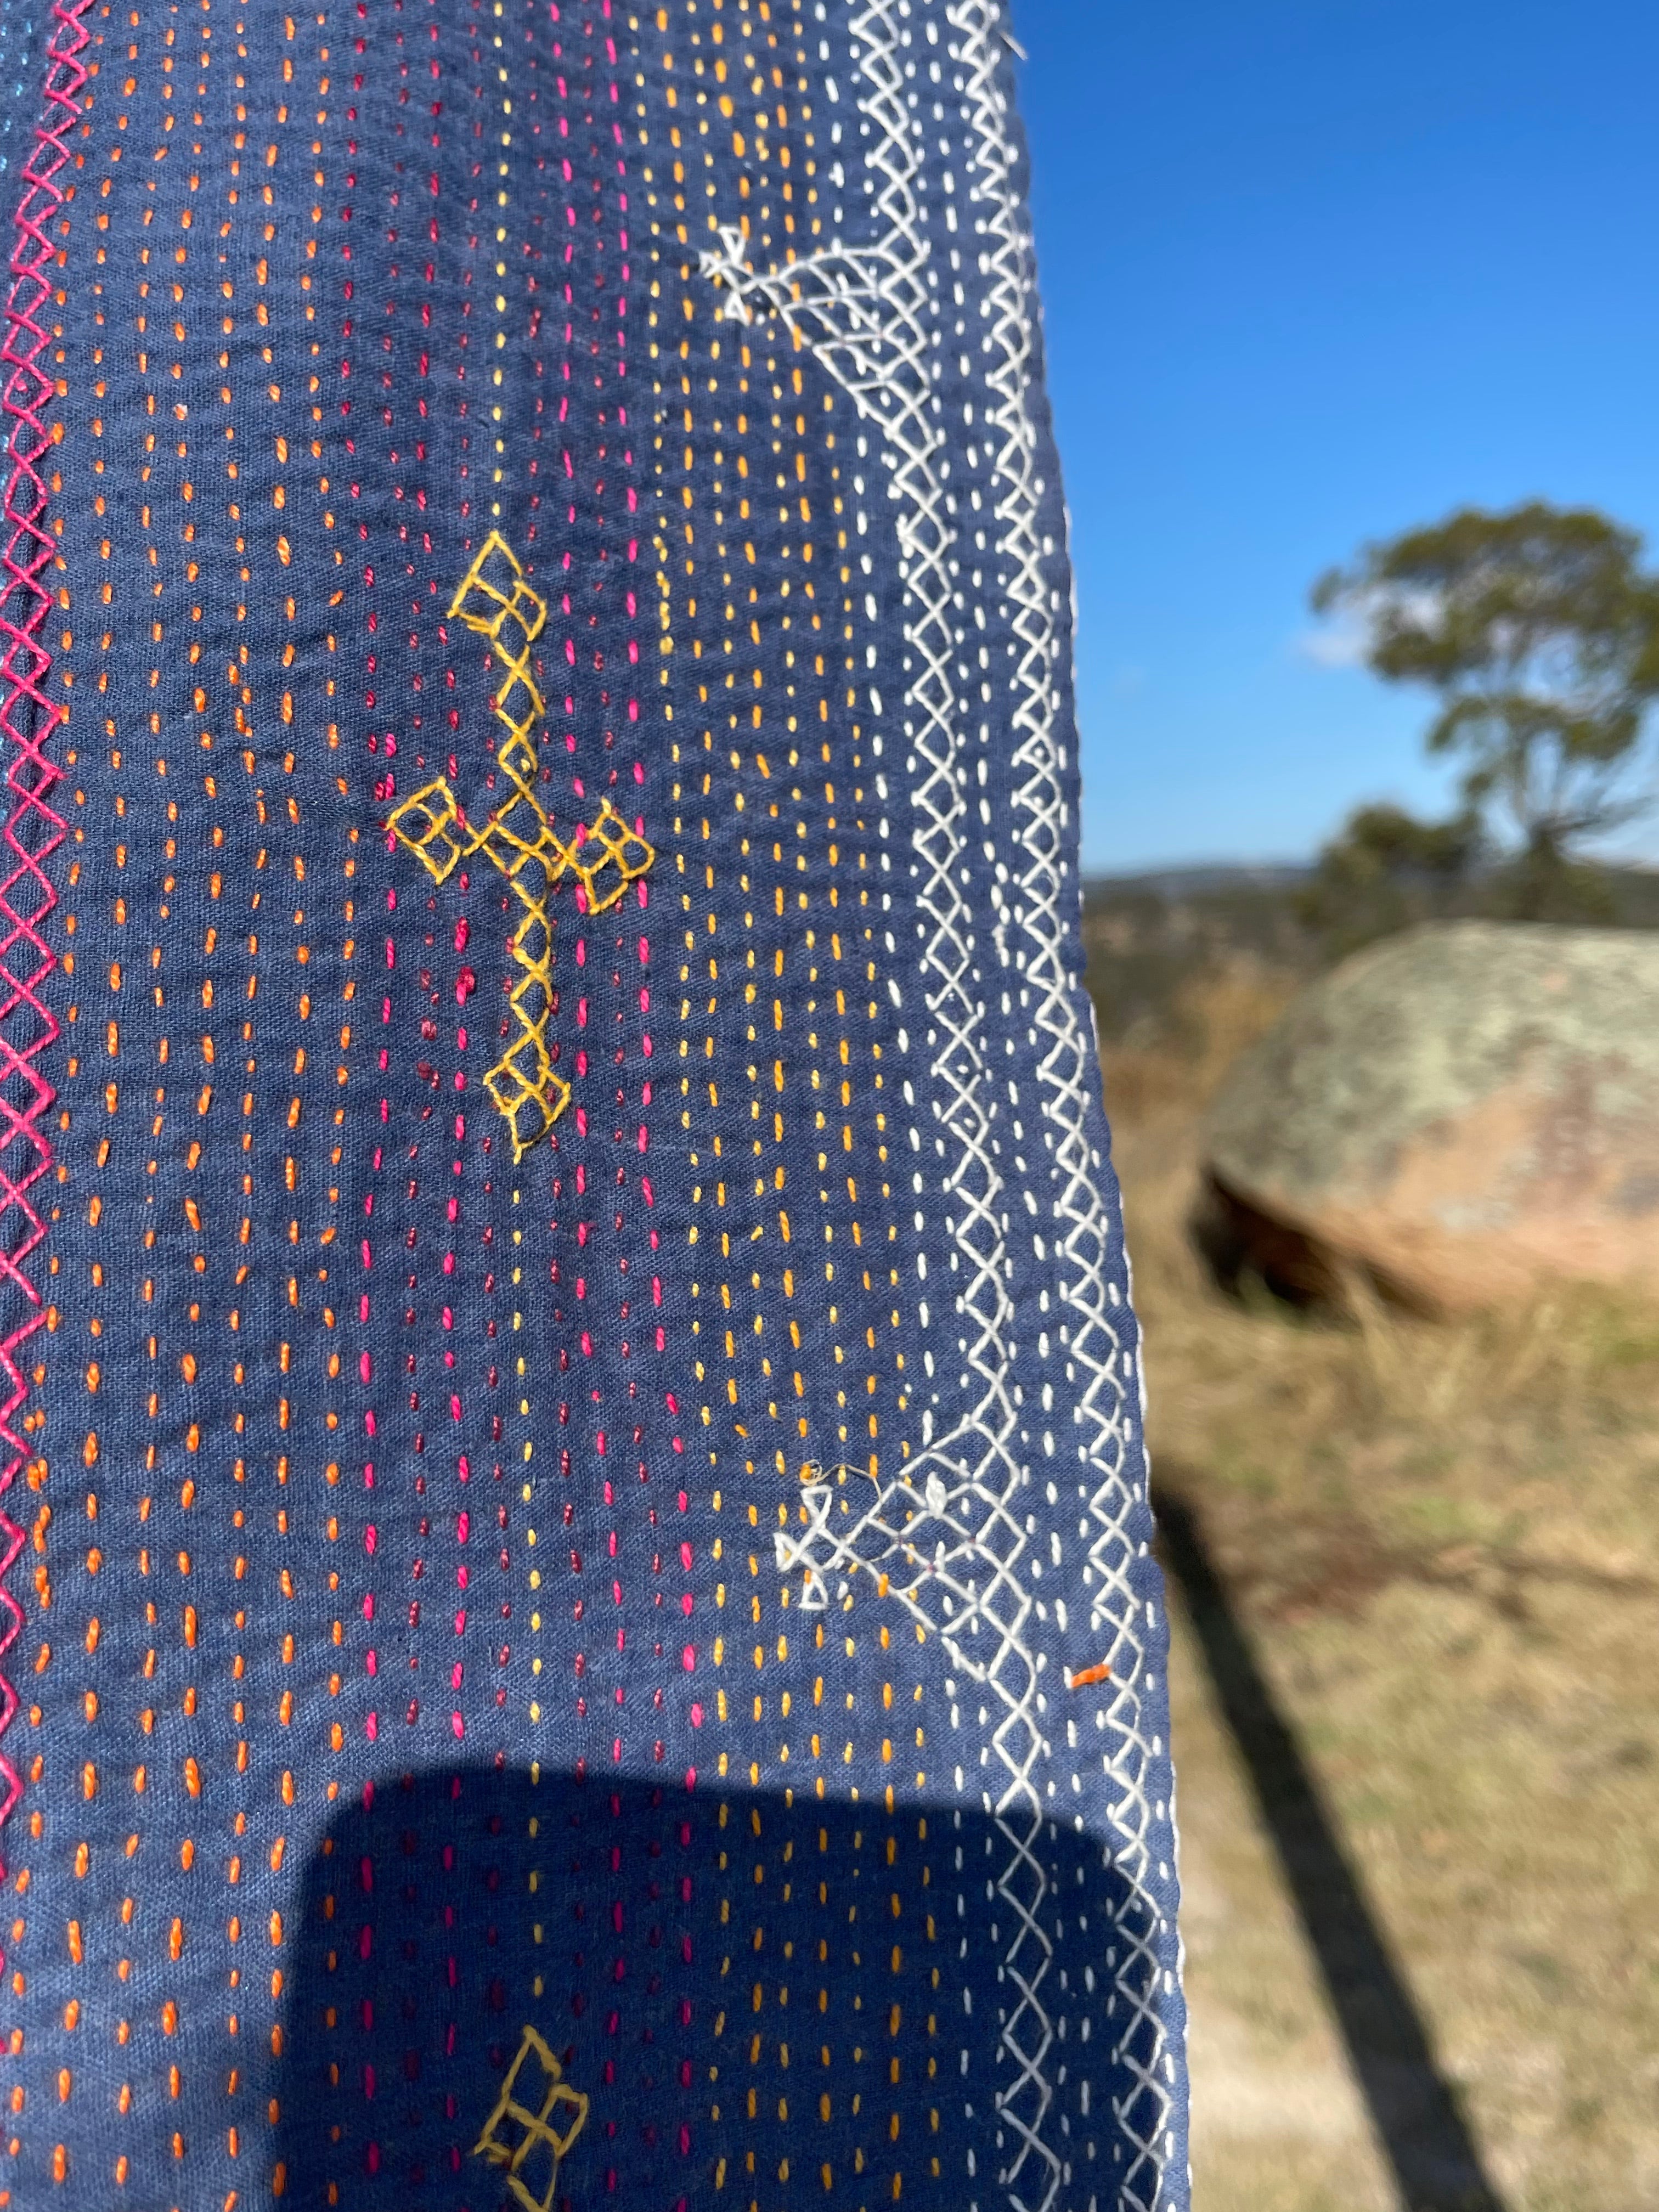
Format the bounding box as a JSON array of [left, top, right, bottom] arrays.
[[0, 0, 92, 1865]]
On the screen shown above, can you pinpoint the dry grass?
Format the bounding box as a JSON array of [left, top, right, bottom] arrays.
[[1098, 961, 1300, 1124], [1105, 978, 1659, 2212]]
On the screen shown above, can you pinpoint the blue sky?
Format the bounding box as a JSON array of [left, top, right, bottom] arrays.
[[1013, 0, 1659, 873]]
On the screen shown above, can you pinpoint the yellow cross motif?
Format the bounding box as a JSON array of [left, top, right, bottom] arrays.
[[472, 2024, 590, 2212], [386, 532, 655, 1160]]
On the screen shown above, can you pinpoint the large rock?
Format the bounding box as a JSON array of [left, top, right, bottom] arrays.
[[1200, 921, 1659, 1312]]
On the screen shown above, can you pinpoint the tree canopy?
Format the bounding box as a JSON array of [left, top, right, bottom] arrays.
[[1314, 501, 1659, 911]]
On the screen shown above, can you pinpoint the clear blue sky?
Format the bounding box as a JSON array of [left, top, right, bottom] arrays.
[[1014, 0, 1659, 873]]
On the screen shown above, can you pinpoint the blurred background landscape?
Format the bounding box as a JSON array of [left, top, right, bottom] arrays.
[[1017, 2, 1659, 2207], [1081, 874, 1659, 2212]]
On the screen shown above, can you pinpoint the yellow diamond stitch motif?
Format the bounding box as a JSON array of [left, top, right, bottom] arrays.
[[473, 2024, 590, 2212], [450, 529, 549, 651], [567, 796, 655, 914], [385, 532, 656, 1161], [385, 778, 465, 885]]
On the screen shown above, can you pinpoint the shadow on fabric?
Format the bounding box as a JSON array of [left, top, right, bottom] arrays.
[[272, 1767, 1147, 2212]]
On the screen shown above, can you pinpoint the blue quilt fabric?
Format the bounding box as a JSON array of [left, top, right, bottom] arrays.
[[0, 2, 1187, 2208]]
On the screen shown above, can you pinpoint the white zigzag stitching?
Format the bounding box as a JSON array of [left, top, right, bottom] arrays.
[[948, 6, 1183, 2203], [697, 8, 1063, 2204], [942, 8, 1186, 2203]]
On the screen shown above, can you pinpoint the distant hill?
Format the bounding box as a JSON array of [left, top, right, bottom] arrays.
[[1084, 861, 1313, 900]]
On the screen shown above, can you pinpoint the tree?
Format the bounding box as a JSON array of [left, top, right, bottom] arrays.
[[1313, 502, 1659, 914], [1297, 802, 1484, 955], [1317, 801, 1483, 887]]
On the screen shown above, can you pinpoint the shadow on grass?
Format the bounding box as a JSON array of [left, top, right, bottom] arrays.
[[1158, 1490, 1507, 2212]]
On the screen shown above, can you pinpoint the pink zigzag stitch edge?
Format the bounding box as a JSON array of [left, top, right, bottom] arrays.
[[0, 0, 93, 1880]]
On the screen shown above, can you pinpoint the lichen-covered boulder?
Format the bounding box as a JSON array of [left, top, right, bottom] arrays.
[[1203, 922, 1659, 1311]]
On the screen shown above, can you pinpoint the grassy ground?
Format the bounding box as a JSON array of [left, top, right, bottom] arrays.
[[1105, 985, 1659, 2211]]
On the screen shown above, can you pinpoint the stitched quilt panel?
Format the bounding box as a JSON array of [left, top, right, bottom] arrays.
[[0, 2, 1188, 2208]]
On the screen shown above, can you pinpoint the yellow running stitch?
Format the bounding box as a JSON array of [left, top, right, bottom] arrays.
[[387, 532, 655, 1159], [472, 2023, 590, 2212]]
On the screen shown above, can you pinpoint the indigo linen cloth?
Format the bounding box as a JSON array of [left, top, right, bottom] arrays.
[[0, 3, 1187, 2208]]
